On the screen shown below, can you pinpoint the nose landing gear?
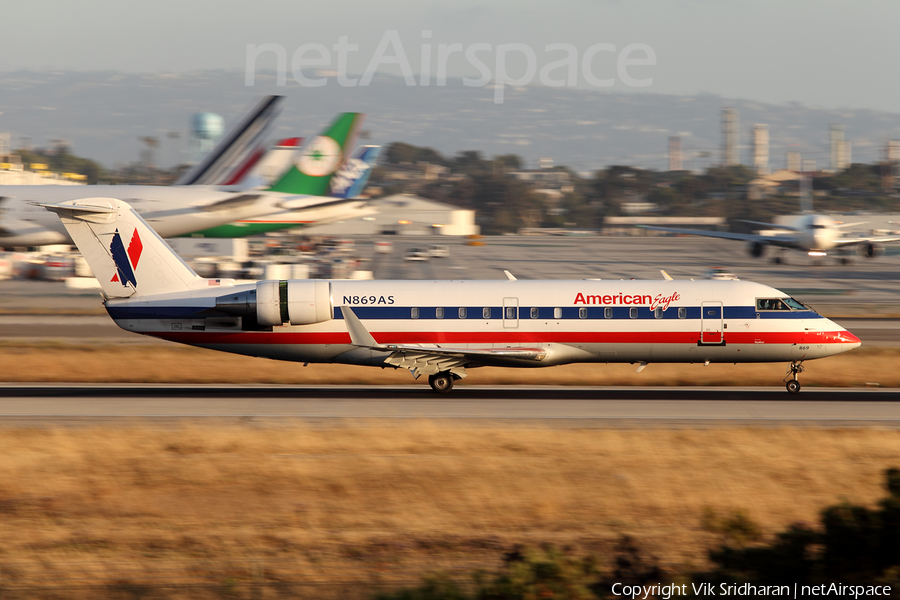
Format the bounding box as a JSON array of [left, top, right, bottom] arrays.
[[784, 361, 805, 394]]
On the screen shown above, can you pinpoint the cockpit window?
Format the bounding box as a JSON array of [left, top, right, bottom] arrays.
[[757, 298, 809, 311], [809, 224, 827, 229], [782, 297, 810, 311], [757, 298, 789, 311]]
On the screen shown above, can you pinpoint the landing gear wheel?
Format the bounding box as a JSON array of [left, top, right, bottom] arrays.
[[784, 361, 805, 394], [429, 372, 454, 394]]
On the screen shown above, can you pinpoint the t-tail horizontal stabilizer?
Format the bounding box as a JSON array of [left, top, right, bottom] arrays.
[[43, 198, 203, 299]]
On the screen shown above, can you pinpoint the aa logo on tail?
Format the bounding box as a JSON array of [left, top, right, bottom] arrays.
[[109, 228, 143, 287]]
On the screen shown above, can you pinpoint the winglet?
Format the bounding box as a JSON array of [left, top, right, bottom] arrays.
[[503, 270, 517, 281], [342, 306, 379, 347], [660, 269, 673, 281]]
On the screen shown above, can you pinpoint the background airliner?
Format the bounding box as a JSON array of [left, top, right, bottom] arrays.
[[643, 178, 900, 263], [643, 214, 900, 264], [0, 112, 368, 247], [45, 198, 861, 394]]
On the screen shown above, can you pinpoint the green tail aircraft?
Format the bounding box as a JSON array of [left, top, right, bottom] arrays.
[[186, 112, 365, 238]]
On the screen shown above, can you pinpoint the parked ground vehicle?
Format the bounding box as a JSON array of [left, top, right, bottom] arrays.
[[428, 245, 450, 258], [404, 248, 430, 261]]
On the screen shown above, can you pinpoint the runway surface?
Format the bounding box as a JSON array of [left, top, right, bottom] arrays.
[[1, 385, 899, 426]]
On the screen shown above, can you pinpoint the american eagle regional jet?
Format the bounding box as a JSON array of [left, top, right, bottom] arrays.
[[45, 198, 861, 394]]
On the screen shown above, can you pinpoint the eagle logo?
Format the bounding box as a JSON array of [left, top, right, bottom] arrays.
[[109, 228, 143, 287]]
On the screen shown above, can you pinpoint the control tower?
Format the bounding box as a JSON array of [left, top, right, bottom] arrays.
[[190, 112, 224, 164]]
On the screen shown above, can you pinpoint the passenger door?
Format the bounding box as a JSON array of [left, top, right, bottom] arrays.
[[700, 301, 724, 345]]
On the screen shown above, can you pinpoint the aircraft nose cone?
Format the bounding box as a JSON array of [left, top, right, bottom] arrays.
[[836, 330, 861, 348]]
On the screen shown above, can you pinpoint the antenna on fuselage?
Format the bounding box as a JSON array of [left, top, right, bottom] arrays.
[[503, 270, 517, 281]]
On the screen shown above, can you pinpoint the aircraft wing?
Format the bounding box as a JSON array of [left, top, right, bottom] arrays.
[[276, 194, 370, 212], [342, 306, 546, 378], [833, 235, 900, 247], [176, 95, 283, 186], [639, 226, 802, 250], [736, 219, 800, 231]]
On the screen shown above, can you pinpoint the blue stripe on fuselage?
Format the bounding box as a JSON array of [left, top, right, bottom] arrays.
[[107, 304, 823, 321]]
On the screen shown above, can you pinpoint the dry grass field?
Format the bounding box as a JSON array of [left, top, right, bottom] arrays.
[[1, 424, 899, 597], [0, 341, 897, 387]]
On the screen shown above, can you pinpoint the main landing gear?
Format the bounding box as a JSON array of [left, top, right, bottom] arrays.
[[428, 371, 455, 393], [784, 361, 805, 394]]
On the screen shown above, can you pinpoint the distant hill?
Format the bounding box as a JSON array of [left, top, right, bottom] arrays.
[[1, 70, 899, 172]]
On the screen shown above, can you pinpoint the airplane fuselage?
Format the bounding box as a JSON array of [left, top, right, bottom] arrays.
[[104, 279, 860, 369], [0, 185, 303, 246], [790, 214, 839, 252]]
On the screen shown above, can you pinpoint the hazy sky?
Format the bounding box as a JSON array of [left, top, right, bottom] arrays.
[[2, 0, 899, 112]]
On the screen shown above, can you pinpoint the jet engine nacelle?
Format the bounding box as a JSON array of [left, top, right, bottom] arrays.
[[857, 242, 882, 259], [216, 280, 332, 326], [748, 241, 765, 258]]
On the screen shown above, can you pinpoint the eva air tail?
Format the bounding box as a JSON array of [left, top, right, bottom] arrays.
[[43, 198, 205, 299], [265, 112, 365, 196]]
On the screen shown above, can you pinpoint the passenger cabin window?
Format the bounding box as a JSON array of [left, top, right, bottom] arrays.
[[506, 307, 516, 319], [530, 307, 539, 319], [630, 307, 638, 319], [459, 307, 467, 319], [578, 307, 588, 319], [654, 307, 663, 319], [436, 307, 444, 319], [604, 307, 613, 319], [756, 298, 791, 311], [483, 307, 491, 319], [553, 307, 562, 319], [678, 307, 686, 319], [411, 307, 420, 319]]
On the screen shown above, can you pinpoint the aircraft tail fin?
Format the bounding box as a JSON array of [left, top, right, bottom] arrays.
[[329, 145, 381, 199], [266, 113, 365, 196], [176, 95, 283, 186], [799, 174, 814, 214], [43, 198, 203, 299]]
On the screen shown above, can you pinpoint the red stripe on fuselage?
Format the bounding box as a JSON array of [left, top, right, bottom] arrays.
[[149, 330, 856, 346]]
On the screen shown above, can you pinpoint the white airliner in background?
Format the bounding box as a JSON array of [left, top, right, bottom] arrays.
[[643, 176, 900, 263], [0, 112, 369, 247], [45, 198, 861, 394], [643, 214, 900, 264]]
